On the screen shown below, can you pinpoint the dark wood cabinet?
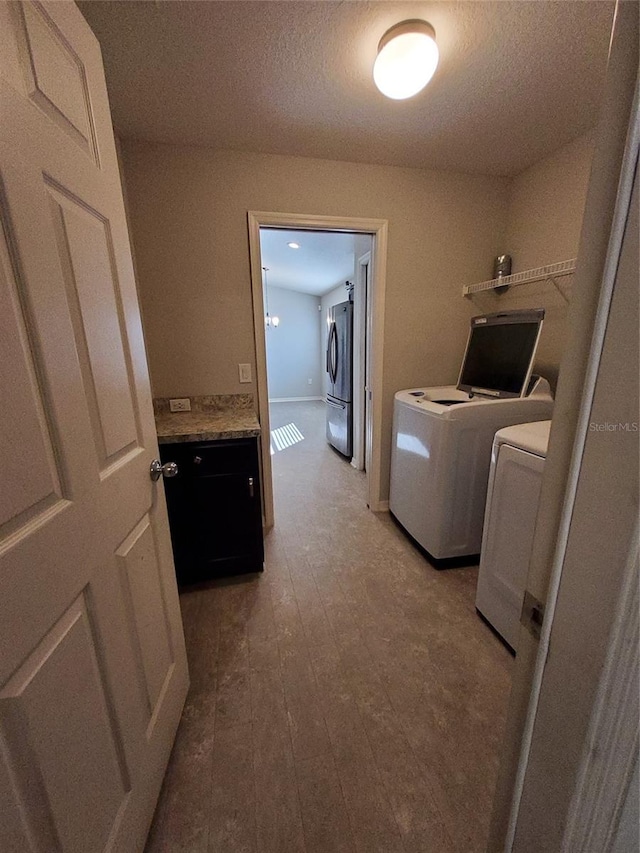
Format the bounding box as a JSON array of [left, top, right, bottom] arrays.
[[159, 437, 264, 585]]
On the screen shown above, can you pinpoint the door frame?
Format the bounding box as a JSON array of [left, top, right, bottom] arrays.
[[488, 2, 639, 845], [352, 250, 371, 472], [506, 80, 639, 848], [247, 212, 388, 528]]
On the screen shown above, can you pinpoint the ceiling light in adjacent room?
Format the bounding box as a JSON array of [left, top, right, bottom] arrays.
[[287, 242, 300, 249], [373, 20, 439, 100]]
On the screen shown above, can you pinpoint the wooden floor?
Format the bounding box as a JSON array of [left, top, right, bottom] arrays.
[[145, 401, 513, 853]]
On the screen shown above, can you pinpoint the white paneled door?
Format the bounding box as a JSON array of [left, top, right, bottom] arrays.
[[0, 3, 188, 851]]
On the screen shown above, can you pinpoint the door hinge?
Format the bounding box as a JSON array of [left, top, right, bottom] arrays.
[[521, 590, 545, 640]]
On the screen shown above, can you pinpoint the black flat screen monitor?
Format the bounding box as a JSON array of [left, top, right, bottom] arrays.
[[457, 309, 545, 398]]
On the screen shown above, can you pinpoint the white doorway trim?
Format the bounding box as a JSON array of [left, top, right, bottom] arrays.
[[247, 211, 388, 528], [352, 250, 371, 472]]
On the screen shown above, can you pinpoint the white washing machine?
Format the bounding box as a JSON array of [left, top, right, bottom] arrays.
[[475, 420, 552, 650], [389, 379, 553, 561]]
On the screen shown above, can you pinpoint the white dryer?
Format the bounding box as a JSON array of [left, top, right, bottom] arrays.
[[475, 420, 552, 650], [389, 380, 553, 560]]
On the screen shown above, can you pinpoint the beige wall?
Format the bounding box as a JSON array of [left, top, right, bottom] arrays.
[[121, 142, 509, 500], [505, 132, 594, 271], [471, 132, 594, 389]]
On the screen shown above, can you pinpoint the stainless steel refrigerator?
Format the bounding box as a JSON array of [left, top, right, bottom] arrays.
[[326, 300, 353, 457]]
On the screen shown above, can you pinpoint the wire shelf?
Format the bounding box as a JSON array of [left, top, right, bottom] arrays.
[[463, 258, 577, 296]]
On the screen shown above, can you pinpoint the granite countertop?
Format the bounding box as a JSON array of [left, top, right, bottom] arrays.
[[154, 394, 261, 444]]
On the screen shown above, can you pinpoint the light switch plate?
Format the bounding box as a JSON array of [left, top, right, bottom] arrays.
[[169, 398, 191, 412], [239, 363, 252, 383]]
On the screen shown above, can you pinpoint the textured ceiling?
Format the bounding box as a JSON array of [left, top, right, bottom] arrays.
[[260, 229, 359, 297], [80, 0, 614, 177]]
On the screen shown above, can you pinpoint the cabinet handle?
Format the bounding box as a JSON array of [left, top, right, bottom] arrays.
[[248, 476, 254, 498]]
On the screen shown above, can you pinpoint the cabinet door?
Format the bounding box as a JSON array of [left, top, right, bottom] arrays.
[[161, 439, 264, 583], [191, 469, 262, 564]]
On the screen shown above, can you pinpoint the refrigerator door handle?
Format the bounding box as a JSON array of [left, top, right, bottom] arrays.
[[331, 323, 339, 384], [328, 323, 337, 383], [326, 323, 332, 374], [326, 398, 346, 409]]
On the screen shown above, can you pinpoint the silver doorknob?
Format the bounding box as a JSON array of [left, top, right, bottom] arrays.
[[150, 459, 179, 481]]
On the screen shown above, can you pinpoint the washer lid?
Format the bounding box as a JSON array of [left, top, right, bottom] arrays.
[[494, 420, 552, 456], [394, 386, 508, 412]]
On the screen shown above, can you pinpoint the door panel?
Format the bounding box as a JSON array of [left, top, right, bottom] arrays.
[[0, 213, 64, 532], [476, 445, 545, 650], [490, 449, 544, 604], [0, 4, 188, 850], [16, 1, 98, 160], [116, 517, 174, 722], [0, 595, 129, 853], [46, 182, 139, 463]]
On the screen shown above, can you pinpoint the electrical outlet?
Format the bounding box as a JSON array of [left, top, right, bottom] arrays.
[[308, 378, 313, 385], [239, 363, 252, 383], [169, 398, 191, 412]]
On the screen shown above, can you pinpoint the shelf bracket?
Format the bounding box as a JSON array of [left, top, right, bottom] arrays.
[[548, 276, 570, 305]]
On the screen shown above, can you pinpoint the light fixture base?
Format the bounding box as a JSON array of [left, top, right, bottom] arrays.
[[378, 19, 436, 53]]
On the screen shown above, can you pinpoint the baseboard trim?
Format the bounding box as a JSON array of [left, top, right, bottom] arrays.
[[269, 396, 323, 403], [369, 499, 389, 512]]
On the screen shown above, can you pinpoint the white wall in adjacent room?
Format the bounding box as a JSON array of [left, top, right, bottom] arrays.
[[265, 286, 322, 400]]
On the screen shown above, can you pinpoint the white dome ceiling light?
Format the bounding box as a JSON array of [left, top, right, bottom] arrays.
[[373, 20, 439, 100]]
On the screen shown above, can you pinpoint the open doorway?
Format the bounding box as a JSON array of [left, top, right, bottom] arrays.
[[261, 227, 373, 514], [261, 226, 369, 452], [247, 213, 388, 528]]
